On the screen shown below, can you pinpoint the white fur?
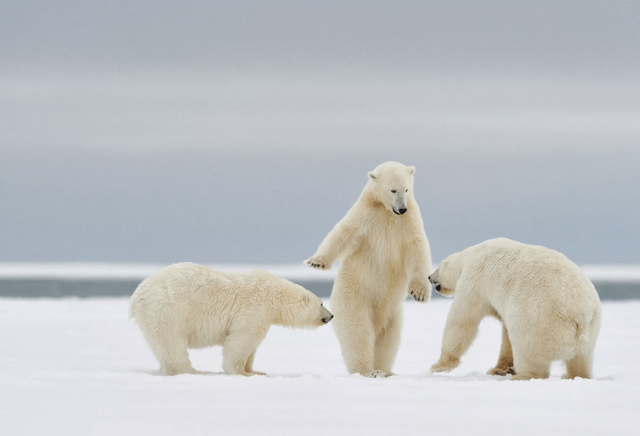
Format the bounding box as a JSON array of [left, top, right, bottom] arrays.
[[429, 238, 602, 380], [130, 263, 333, 376], [305, 161, 432, 377]]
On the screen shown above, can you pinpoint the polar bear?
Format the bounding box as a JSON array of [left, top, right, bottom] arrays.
[[305, 161, 432, 378], [130, 263, 333, 376], [428, 238, 602, 380]]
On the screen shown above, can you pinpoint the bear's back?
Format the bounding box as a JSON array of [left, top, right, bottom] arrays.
[[469, 239, 600, 318], [130, 263, 247, 322]]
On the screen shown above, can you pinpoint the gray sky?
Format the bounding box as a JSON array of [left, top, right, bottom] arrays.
[[1, 1, 639, 264], [2, 1, 640, 77]]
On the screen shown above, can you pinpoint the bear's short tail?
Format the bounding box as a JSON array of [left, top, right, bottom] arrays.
[[576, 320, 588, 343], [576, 309, 599, 343]]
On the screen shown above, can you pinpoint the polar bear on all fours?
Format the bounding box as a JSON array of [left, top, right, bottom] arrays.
[[130, 263, 333, 376], [306, 161, 432, 378], [428, 238, 602, 380]]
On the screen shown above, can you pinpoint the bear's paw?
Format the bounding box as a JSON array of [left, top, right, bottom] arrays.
[[487, 365, 516, 377], [409, 280, 430, 302], [430, 355, 460, 373], [363, 370, 389, 378], [305, 256, 332, 271]]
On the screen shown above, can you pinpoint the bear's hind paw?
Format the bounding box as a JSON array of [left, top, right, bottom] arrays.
[[363, 370, 389, 378], [487, 367, 515, 376]]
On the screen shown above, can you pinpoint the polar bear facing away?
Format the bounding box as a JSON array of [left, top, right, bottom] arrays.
[[306, 161, 432, 378], [429, 238, 602, 380], [130, 263, 333, 376]]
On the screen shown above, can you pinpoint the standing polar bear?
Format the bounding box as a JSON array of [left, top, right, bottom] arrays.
[[429, 238, 602, 380], [130, 263, 333, 376], [306, 161, 432, 378]]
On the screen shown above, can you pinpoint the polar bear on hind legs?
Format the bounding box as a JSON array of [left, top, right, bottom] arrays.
[[429, 238, 602, 380], [306, 161, 432, 378]]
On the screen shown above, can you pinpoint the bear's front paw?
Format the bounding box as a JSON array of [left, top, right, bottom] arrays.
[[409, 281, 430, 302], [305, 256, 332, 271], [430, 355, 460, 373]]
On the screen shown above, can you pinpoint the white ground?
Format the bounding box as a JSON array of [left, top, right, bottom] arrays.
[[1, 297, 638, 436]]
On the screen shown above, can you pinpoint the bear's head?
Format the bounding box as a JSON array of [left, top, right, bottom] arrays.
[[274, 281, 333, 329], [428, 252, 464, 297], [366, 161, 416, 216]]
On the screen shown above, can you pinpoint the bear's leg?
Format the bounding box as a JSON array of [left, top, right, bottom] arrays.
[[565, 311, 600, 379], [510, 347, 551, 381], [564, 353, 593, 379], [333, 315, 379, 377], [151, 335, 201, 376], [373, 308, 403, 375], [244, 349, 266, 376], [431, 301, 484, 373], [565, 331, 597, 380], [487, 323, 515, 376], [222, 330, 266, 376], [305, 218, 359, 272]]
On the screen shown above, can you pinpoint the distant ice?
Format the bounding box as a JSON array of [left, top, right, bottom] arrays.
[[0, 262, 336, 280], [1, 262, 639, 282], [580, 265, 640, 282]]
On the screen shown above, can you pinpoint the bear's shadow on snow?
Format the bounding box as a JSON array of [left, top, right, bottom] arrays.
[[421, 372, 611, 382], [127, 368, 324, 378], [127, 369, 510, 380], [419, 371, 513, 382], [124, 369, 612, 380], [132, 369, 228, 377]]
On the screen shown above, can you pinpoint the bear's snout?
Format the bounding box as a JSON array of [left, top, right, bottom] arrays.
[[398, 208, 407, 215], [320, 305, 334, 324], [429, 274, 442, 292]]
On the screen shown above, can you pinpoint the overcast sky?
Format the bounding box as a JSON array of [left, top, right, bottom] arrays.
[[2, 1, 640, 77], [1, 1, 639, 265]]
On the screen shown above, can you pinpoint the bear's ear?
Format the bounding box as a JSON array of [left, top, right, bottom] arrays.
[[368, 171, 378, 181], [302, 294, 310, 304], [407, 166, 416, 176]]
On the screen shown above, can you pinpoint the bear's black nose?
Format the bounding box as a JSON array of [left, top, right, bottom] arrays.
[[435, 284, 441, 292], [399, 208, 407, 215]]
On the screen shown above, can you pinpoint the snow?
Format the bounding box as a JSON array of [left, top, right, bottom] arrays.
[[2, 262, 640, 282], [0, 298, 638, 435]]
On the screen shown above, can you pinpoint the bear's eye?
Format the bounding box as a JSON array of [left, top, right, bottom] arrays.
[[391, 190, 397, 193], [405, 189, 408, 193]]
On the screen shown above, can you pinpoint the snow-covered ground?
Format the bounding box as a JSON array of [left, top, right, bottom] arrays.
[[0, 297, 638, 435]]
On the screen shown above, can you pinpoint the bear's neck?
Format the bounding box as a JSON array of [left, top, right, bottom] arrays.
[[360, 190, 386, 212]]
